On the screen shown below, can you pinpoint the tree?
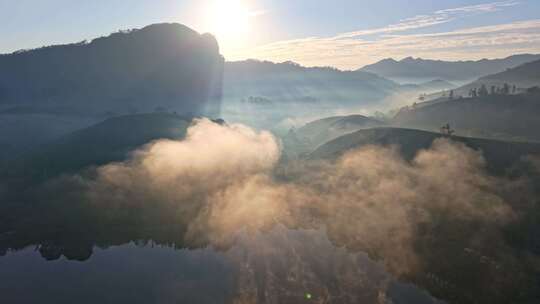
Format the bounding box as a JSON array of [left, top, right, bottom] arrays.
[[502, 83, 510, 95], [440, 123, 455, 136], [527, 86, 540, 94], [478, 84, 489, 97]]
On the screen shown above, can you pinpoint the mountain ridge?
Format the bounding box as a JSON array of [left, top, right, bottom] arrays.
[[0, 23, 224, 116], [359, 54, 540, 82]]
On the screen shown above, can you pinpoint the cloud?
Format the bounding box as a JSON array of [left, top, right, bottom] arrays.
[[435, 0, 519, 14], [333, 15, 452, 40], [335, 0, 520, 39], [229, 1, 538, 69]]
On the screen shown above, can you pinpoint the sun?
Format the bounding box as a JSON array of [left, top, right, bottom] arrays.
[[206, 0, 252, 44]]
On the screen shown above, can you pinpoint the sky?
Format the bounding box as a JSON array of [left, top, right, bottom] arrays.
[[1, 0, 540, 69]]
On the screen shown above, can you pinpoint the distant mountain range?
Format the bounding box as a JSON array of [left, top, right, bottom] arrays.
[[223, 60, 399, 105], [359, 54, 540, 83], [0, 23, 223, 116]]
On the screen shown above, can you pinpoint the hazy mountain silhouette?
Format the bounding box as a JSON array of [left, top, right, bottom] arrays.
[[223, 60, 399, 105], [359, 54, 540, 83], [392, 89, 540, 142], [0, 23, 223, 116]]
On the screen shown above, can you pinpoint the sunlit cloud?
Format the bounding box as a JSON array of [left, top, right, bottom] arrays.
[[228, 1, 540, 69], [334, 1, 520, 39], [436, 0, 520, 14]]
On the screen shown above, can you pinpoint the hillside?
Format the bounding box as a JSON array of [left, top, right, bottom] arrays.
[[360, 54, 540, 83], [283, 114, 385, 157], [455, 59, 540, 96], [310, 127, 540, 174], [480, 58, 540, 86], [391, 90, 540, 142], [2, 113, 193, 184], [0, 23, 223, 116]]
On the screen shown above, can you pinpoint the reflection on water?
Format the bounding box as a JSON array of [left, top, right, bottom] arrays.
[[0, 227, 439, 304]]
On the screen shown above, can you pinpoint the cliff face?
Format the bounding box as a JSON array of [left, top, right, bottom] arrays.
[[0, 23, 224, 117]]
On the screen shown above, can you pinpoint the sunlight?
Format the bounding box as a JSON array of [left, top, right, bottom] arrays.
[[206, 0, 251, 42]]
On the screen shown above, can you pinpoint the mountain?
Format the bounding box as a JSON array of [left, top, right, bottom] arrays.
[[391, 89, 540, 142], [0, 23, 223, 116], [310, 127, 540, 174], [283, 114, 385, 157], [0, 23, 223, 160], [359, 54, 540, 83], [223, 60, 399, 104]]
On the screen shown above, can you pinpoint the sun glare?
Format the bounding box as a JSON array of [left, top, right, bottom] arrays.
[[206, 0, 252, 46]]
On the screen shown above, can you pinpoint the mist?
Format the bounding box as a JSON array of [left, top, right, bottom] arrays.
[[52, 120, 520, 274]]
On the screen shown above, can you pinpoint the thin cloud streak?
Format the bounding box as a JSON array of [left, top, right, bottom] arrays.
[[436, 0, 520, 14], [336, 0, 520, 39]]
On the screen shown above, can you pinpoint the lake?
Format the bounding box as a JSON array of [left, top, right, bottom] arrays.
[[0, 226, 439, 304]]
